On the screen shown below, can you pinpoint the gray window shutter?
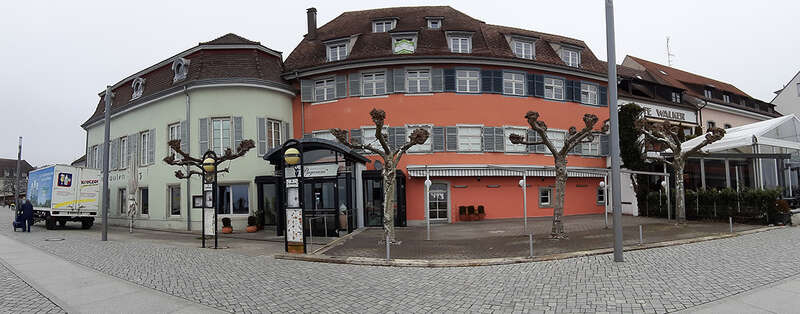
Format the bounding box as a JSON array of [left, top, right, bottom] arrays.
[[148, 129, 155, 165], [570, 140, 582, 155], [387, 127, 396, 150], [394, 127, 406, 150], [535, 132, 546, 153], [534, 74, 545, 97], [526, 130, 536, 153], [350, 129, 362, 146], [564, 80, 574, 102], [335, 75, 347, 98], [180, 120, 188, 154], [111, 138, 119, 170], [199, 118, 209, 154], [574, 82, 582, 102], [432, 68, 444, 92], [233, 116, 243, 149], [492, 70, 503, 94], [600, 134, 610, 155], [127, 135, 135, 167], [257, 117, 266, 156], [283, 121, 291, 142], [432, 126, 445, 152], [599, 86, 608, 106], [482, 127, 494, 152], [393, 69, 405, 93], [349, 73, 361, 97], [445, 127, 458, 151], [300, 79, 313, 102], [443, 69, 456, 92], [480, 70, 493, 94], [494, 127, 504, 152], [87, 145, 93, 169], [385, 70, 394, 94]]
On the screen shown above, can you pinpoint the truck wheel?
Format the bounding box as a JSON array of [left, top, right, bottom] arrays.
[[45, 216, 56, 230], [81, 219, 94, 229], [57, 220, 67, 228]]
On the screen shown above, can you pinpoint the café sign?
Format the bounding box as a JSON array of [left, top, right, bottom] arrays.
[[620, 100, 697, 124], [286, 163, 339, 178]]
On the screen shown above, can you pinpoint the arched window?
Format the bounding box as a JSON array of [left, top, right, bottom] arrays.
[[131, 78, 145, 100], [172, 57, 190, 82]]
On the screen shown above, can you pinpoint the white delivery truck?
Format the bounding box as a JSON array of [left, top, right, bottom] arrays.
[[27, 165, 100, 230]]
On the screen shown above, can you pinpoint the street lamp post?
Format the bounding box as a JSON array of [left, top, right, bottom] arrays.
[[424, 167, 431, 241], [201, 152, 218, 249], [605, 0, 624, 262]]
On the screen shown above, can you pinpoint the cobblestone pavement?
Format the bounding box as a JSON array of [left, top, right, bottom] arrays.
[[0, 261, 64, 314], [2, 209, 800, 313]]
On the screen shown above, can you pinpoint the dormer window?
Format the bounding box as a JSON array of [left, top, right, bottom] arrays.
[[723, 94, 730, 103], [372, 20, 395, 33], [704, 89, 713, 98], [671, 91, 681, 103], [131, 78, 145, 100], [172, 58, 190, 82], [447, 33, 472, 53], [392, 33, 417, 54], [326, 40, 348, 62], [560, 48, 580, 67], [427, 19, 442, 29], [511, 38, 534, 60]]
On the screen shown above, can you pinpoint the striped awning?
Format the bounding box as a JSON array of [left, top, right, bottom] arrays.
[[406, 164, 607, 178]]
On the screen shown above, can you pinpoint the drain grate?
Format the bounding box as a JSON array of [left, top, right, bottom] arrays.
[[44, 238, 65, 242]]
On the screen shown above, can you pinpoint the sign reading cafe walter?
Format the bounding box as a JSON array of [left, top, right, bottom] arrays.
[[620, 100, 698, 124]]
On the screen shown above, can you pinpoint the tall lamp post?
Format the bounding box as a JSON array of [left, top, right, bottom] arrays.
[[605, 0, 624, 262], [201, 151, 218, 249], [282, 140, 306, 253]]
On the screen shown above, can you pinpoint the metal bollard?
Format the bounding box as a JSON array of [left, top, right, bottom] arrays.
[[309, 219, 313, 253], [639, 225, 643, 245], [729, 217, 733, 233], [528, 233, 534, 258], [385, 233, 390, 261], [323, 216, 328, 238]]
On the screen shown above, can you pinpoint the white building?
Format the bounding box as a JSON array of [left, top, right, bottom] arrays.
[[81, 34, 294, 231], [771, 70, 800, 116]]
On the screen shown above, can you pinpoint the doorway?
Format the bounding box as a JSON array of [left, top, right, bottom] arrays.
[[428, 182, 449, 221]]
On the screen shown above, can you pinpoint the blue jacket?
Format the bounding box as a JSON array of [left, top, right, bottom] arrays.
[[20, 201, 34, 220]]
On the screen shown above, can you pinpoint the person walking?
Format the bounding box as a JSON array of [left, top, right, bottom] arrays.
[[20, 198, 34, 232]]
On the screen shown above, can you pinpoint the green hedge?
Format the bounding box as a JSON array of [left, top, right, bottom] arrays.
[[643, 188, 783, 224]]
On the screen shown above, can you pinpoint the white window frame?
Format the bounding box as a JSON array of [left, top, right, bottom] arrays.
[[707, 121, 716, 129], [139, 187, 149, 216], [119, 137, 127, 169], [314, 78, 335, 102], [168, 185, 181, 217], [671, 91, 681, 103], [581, 83, 598, 105], [406, 124, 432, 153], [504, 127, 527, 153], [582, 134, 601, 156], [427, 19, 441, 29], [546, 130, 566, 152], [140, 131, 149, 166], [503, 72, 525, 96], [266, 119, 282, 150], [457, 125, 482, 152], [511, 39, 534, 59], [456, 70, 479, 93], [326, 42, 348, 62], [93, 146, 99, 169], [217, 183, 250, 215], [448, 35, 472, 53], [723, 94, 730, 103], [544, 77, 565, 100], [361, 126, 387, 151], [131, 78, 145, 100], [406, 69, 431, 94], [212, 117, 232, 155], [362, 72, 387, 96], [561, 48, 580, 67], [539, 187, 552, 207], [704, 89, 713, 98], [118, 188, 126, 214], [168, 123, 181, 160], [372, 20, 395, 33], [596, 187, 605, 205]]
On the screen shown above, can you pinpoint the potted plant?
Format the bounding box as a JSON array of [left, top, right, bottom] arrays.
[[338, 203, 348, 232], [221, 217, 233, 234], [246, 216, 258, 233], [458, 206, 467, 221]]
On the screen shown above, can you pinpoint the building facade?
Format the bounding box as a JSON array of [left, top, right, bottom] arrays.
[[621, 56, 780, 132], [0, 158, 33, 204], [282, 6, 611, 226], [771, 70, 800, 116], [82, 34, 294, 230]]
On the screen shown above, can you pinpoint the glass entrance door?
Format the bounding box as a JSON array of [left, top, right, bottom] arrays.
[[261, 183, 278, 226], [428, 183, 448, 221]]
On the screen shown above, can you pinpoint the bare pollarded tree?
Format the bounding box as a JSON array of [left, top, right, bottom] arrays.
[[636, 119, 725, 222], [330, 108, 429, 243], [510, 111, 608, 239], [162, 139, 255, 180]]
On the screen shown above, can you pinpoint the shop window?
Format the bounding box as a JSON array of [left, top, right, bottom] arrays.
[[539, 187, 552, 207], [168, 185, 181, 216], [597, 187, 605, 205], [119, 188, 126, 214], [139, 187, 149, 215], [217, 184, 249, 215]]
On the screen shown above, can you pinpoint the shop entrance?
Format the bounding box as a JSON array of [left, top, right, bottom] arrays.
[[428, 183, 449, 221]]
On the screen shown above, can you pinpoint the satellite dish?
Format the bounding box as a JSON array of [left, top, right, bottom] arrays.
[[374, 160, 383, 171]]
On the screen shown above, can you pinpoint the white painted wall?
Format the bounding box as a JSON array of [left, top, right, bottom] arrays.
[[771, 71, 800, 116], [85, 85, 293, 231]]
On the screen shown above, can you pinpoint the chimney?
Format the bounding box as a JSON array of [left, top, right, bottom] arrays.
[[306, 7, 317, 40]]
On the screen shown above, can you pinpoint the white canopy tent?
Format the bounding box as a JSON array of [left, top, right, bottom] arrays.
[[681, 115, 800, 155]]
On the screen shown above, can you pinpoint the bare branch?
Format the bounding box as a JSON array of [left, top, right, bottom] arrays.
[[685, 127, 726, 156], [393, 128, 430, 163], [330, 128, 385, 156], [370, 108, 392, 155]]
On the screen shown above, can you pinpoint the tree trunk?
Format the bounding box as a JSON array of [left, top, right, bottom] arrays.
[[551, 156, 568, 238], [673, 158, 686, 222], [382, 165, 397, 243]]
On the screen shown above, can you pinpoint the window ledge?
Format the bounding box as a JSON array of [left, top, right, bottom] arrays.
[[404, 93, 434, 96], [311, 99, 338, 105], [359, 95, 389, 99]]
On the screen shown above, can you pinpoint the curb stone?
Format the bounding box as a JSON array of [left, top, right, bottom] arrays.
[[274, 225, 784, 267]]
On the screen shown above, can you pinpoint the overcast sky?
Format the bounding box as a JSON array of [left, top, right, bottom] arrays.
[[1, 0, 798, 167]]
